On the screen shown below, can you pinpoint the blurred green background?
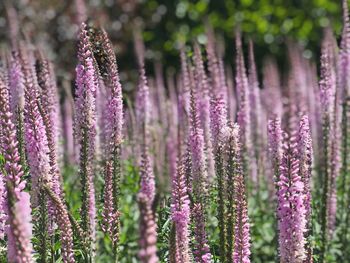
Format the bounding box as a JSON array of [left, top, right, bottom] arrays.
[[0, 0, 345, 82]]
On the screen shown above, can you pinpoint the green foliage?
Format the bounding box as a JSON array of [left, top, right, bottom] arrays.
[[248, 185, 276, 263], [135, 0, 344, 66]]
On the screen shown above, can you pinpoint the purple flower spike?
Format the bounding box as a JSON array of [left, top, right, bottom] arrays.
[[101, 29, 124, 154], [268, 117, 283, 187], [277, 131, 307, 263], [0, 76, 33, 262], [231, 126, 251, 263], [36, 52, 62, 165], [139, 141, 156, 205], [0, 172, 5, 240], [189, 89, 208, 198], [298, 116, 313, 223], [75, 22, 98, 252], [188, 89, 212, 262], [192, 203, 212, 263], [102, 162, 119, 244], [18, 45, 52, 203], [210, 95, 228, 152], [171, 159, 191, 263], [298, 115, 313, 259]]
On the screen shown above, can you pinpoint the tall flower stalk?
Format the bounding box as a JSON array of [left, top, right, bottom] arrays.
[[231, 125, 251, 263], [210, 92, 228, 262], [75, 23, 98, 260], [0, 172, 5, 240], [189, 88, 212, 263], [0, 72, 33, 263], [19, 44, 75, 262], [267, 117, 283, 261], [86, 26, 124, 259], [277, 129, 307, 263], [170, 158, 191, 263], [35, 52, 62, 166], [298, 115, 313, 261]]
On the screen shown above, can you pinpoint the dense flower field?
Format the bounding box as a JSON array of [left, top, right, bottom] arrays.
[[1, 1, 350, 263]]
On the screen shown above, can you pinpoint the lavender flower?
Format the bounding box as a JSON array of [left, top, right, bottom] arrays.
[[102, 162, 119, 246], [210, 95, 228, 152], [170, 159, 191, 263], [8, 53, 28, 174], [225, 124, 239, 261], [139, 141, 156, 205], [19, 44, 62, 260], [37, 100, 62, 197], [189, 89, 208, 200], [209, 91, 228, 262], [232, 131, 251, 263], [298, 116, 313, 224], [298, 115, 313, 260], [192, 203, 212, 263], [16, 45, 75, 263], [188, 89, 212, 262], [0, 75, 22, 187], [268, 117, 283, 187], [138, 193, 159, 263], [18, 44, 52, 201], [90, 28, 124, 254], [75, 22, 98, 255], [0, 172, 5, 240], [99, 28, 124, 155], [0, 75, 32, 262], [277, 131, 307, 263], [35, 52, 62, 164]]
